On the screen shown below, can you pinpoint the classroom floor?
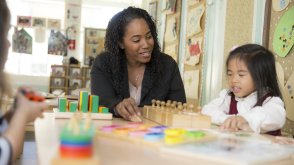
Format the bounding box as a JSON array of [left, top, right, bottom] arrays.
[[15, 131, 38, 165]]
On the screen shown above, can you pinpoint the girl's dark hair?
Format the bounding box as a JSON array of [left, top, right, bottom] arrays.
[[226, 44, 283, 104], [103, 6, 161, 96], [0, 0, 11, 103]]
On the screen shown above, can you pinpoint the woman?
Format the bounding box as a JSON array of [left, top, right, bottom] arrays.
[[0, 1, 48, 163], [91, 7, 186, 121]]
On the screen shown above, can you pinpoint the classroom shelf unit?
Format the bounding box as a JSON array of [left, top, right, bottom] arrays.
[[49, 65, 91, 95]]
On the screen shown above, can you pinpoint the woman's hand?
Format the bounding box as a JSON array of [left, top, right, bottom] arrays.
[[115, 97, 141, 121], [220, 115, 251, 131]]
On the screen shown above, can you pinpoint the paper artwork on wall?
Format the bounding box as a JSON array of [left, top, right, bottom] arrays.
[[186, 4, 204, 37], [164, 0, 177, 14], [84, 28, 106, 65], [164, 17, 178, 43], [47, 19, 61, 30], [48, 30, 67, 56], [188, 0, 201, 7], [183, 70, 199, 99], [32, 17, 46, 28], [31, 17, 47, 43], [272, 7, 294, 58], [35, 27, 46, 43], [12, 28, 32, 54], [184, 36, 202, 65], [164, 43, 178, 62], [276, 61, 294, 121], [272, 0, 290, 11], [148, 1, 157, 20], [17, 16, 31, 27], [283, 72, 294, 121], [65, 1, 81, 28]]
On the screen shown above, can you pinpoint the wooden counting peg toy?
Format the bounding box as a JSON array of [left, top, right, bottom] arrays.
[[142, 100, 211, 129]]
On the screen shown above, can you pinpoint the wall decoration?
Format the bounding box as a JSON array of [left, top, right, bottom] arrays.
[[51, 65, 66, 77], [32, 17, 46, 27], [48, 30, 67, 56], [65, 0, 81, 52], [32, 17, 46, 43], [272, 0, 290, 11], [17, 16, 31, 27], [47, 19, 61, 30], [148, 1, 158, 20], [12, 28, 32, 54], [69, 66, 82, 77], [188, 0, 201, 6], [69, 78, 82, 89], [164, 16, 177, 43], [267, 1, 294, 136], [186, 4, 205, 37], [183, 70, 199, 99], [164, 43, 178, 62], [164, 0, 177, 14], [184, 36, 202, 65], [84, 28, 106, 65], [35, 27, 46, 43], [272, 7, 294, 58], [51, 77, 66, 87]]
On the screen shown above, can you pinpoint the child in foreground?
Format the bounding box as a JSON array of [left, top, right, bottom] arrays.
[[202, 44, 286, 136], [0, 1, 48, 164]]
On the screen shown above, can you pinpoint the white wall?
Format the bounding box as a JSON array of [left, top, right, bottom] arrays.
[[5, 0, 143, 93]]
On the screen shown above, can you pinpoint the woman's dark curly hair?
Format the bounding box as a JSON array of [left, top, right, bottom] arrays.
[[104, 6, 161, 95]]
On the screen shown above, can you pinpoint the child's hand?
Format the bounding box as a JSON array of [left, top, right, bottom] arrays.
[[220, 116, 249, 131], [14, 88, 48, 123]]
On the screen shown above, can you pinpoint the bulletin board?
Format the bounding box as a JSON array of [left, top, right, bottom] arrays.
[[221, 0, 254, 88], [163, 0, 182, 63], [266, 0, 294, 135], [183, 0, 206, 109]]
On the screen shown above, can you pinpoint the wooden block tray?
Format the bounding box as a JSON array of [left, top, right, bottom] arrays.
[[53, 108, 113, 120]]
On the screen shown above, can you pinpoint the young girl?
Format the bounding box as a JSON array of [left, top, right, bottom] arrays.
[[201, 44, 286, 136], [0, 0, 48, 164]]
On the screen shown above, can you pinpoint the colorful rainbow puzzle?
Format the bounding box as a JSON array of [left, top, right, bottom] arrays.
[[96, 122, 216, 148]]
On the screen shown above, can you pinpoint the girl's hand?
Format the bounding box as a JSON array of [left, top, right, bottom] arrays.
[[220, 116, 249, 131], [115, 97, 141, 121], [14, 88, 48, 123]]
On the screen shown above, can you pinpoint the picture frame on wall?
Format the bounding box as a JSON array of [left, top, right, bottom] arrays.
[[17, 16, 32, 27], [84, 28, 106, 65], [32, 17, 46, 27], [69, 78, 82, 89], [50, 77, 65, 87], [69, 66, 82, 77], [51, 65, 66, 77]]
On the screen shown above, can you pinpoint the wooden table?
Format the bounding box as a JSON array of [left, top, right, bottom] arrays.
[[35, 113, 294, 165]]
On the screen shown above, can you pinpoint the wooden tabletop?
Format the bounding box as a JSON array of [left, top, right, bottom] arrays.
[[34, 113, 294, 165]]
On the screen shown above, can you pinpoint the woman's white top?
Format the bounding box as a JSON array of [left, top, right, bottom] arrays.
[[129, 82, 142, 106], [201, 89, 286, 133]]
